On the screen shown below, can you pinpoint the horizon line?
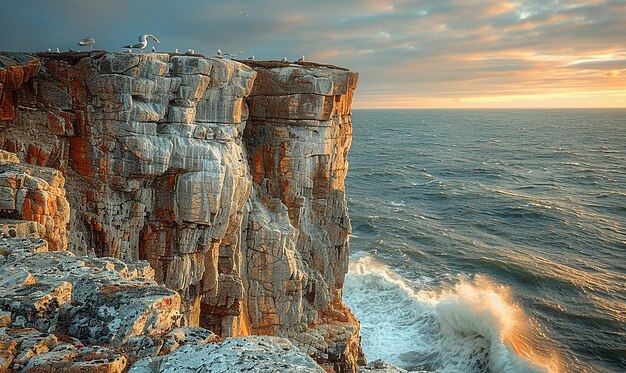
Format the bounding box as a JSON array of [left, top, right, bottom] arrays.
[[352, 107, 626, 110]]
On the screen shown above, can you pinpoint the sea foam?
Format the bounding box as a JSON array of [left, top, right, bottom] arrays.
[[344, 256, 559, 372]]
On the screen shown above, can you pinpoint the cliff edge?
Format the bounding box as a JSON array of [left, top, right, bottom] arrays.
[[0, 51, 361, 372]]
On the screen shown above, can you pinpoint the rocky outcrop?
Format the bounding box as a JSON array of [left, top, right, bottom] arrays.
[[243, 61, 362, 371], [129, 336, 325, 373], [0, 150, 69, 250], [0, 52, 361, 371]]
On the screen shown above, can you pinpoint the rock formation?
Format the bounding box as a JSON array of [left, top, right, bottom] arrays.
[[0, 51, 361, 372]]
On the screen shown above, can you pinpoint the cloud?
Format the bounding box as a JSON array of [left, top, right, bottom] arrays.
[[0, 0, 624, 107], [567, 59, 626, 70]]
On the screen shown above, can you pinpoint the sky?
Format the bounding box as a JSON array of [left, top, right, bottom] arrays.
[[1, 0, 625, 108]]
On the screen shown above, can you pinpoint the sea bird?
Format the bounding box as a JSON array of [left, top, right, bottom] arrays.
[[216, 49, 223, 58], [240, 11, 248, 16], [248, 54, 255, 60], [175, 49, 179, 53], [280, 57, 288, 62], [77, 37, 96, 50], [186, 49, 195, 54], [152, 46, 156, 52], [47, 48, 51, 52], [295, 55, 304, 62], [56, 48, 61, 53], [123, 34, 161, 52]]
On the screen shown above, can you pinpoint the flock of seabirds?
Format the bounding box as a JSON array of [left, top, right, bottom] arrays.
[[46, 11, 305, 63], [51, 34, 304, 63]]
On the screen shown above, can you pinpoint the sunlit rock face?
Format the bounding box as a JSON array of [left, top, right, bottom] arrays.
[[243, 61, 363, 372], [0, 52, 362, 372]]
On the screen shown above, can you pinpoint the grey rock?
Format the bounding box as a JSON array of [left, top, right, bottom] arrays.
[[1, 52, 362, 371], [129, 336, 324, 373], [359, 360, 410, 373]]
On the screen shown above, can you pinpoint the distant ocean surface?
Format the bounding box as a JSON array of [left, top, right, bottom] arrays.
[[343, 109, 625, 373]]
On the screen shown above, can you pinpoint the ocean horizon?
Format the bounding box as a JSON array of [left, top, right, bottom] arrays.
[[344, 108, 625, 372]]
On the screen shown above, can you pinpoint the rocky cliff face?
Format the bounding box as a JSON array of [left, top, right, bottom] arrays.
[[0, 52, 361, 371]]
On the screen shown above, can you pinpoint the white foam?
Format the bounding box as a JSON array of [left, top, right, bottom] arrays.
[[344, 256, 557, 373]]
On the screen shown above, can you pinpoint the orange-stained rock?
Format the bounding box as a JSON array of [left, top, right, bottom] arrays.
[[243, 62, 362, 372], [0, 54, 40, 120], [1, 52, 361, 372], [0, 158, 69, 251]]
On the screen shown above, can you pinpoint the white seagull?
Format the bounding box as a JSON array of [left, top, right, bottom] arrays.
[[175, 48, 179, 53], [77, 37, 96, 50], [280, 57, 288, 62], [216, 49, 223, 58], [240, 11, 249, 16], [123, 34, 161, 52], [152, 46, 156, 52], [295, 55, 305, 62], [248, 54, 255, 60]]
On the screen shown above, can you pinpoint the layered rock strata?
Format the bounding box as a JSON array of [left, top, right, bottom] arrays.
[[0, 52, 361, 371]]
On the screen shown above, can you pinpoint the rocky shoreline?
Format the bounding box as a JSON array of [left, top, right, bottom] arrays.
[[0, 51, 367, 372]]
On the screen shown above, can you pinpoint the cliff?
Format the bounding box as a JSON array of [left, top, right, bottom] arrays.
[[0, 51, 361, 371]]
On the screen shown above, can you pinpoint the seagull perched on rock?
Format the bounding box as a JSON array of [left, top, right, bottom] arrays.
[[280, 57, 288, 62], [216, 49, 223, 58], [248, 54, 255, 60], [56, 48, 61, 53], [175, 48, 179, 53], [77, 37, 96, 50], [186, 49, 195, 54], [123, 34, 160, 52], [295, 55, 305, 62]]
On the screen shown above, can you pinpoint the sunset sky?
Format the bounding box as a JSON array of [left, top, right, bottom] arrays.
[[1, 0, 625, 108]]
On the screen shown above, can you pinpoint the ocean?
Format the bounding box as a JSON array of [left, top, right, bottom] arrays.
[[342, 109, 625, 373]]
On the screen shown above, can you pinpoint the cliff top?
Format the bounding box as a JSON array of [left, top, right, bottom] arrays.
[[0, 51, 352, 72]]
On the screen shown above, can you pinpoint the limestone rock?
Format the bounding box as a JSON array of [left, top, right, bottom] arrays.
[[129, 336, 325, 373], [22, 345, 128, 373], [243, 62, 363, 371], [0, 311, 11, 327], [0, 233, 182, 358], [0, 53, 40, 121], [0, 160, 69, 251], [160, 326, 220, 355], [0, 327, 59, 369], [358, 360, 409, 373], [1, 53, 362, 372]]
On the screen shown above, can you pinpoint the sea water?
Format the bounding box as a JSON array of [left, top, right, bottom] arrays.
[[343, 109, 625, 372]]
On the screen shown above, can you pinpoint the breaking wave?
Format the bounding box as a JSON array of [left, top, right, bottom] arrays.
[[344, 256, 560, 373]]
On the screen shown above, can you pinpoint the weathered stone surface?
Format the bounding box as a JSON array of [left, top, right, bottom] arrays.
[[0, 236, 181, 350], [22, 345, 128, 373], [0, 327, 59, 370], [0, 54, 40, 121], [0, 53, 362, 372], [0, 311, 11, 327], [129, 336, 325, 373], [358, 360, 410, 373], [160, 326, 220, 355], [0, 160, 69, 251], [1, 53, 256, 330], [243, 62, 363, 371]]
